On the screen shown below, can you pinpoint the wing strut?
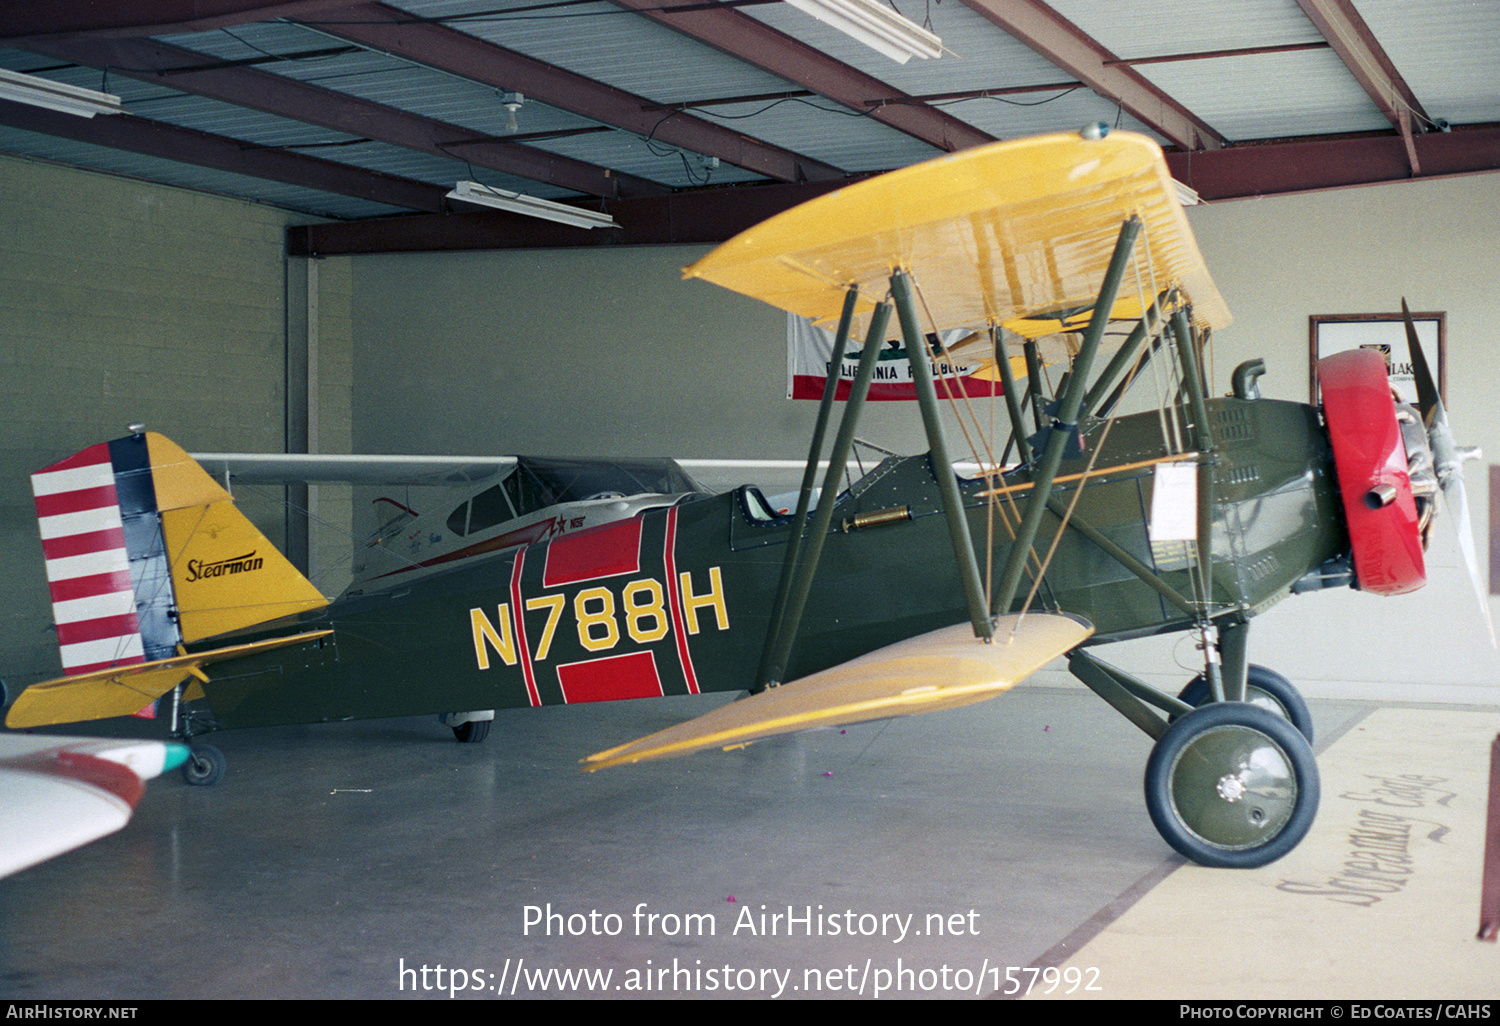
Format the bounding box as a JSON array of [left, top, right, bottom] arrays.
[[755, 288, 859, 690], [756, 294, 892, 690], [991, 328, 1034, 466], [890, 270, 993, 640], [1081, 291, 1168, 415], [991, 216, 1142, 619]]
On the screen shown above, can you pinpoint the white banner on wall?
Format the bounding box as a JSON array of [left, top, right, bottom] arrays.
[[787, 314, 1004, 401]]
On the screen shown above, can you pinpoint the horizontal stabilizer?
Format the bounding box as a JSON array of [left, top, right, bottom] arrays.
[[583, 614, 1093, 770], [5, 630, 333, 729]]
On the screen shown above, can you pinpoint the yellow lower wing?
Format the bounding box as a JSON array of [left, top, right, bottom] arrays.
[[6, 631, 333, 729], [583, 614, 1093, 770]]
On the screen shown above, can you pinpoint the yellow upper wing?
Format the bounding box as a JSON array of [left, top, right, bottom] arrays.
[[683, 130, 1229, 340]]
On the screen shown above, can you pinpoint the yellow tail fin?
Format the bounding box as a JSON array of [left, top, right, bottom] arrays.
[[145, 434, 327, 641], [31, 431, 328, 681]]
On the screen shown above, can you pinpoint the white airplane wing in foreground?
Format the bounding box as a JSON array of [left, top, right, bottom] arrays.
[[0, 735, 188, 878]]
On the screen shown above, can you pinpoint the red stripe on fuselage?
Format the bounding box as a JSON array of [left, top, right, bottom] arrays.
[[509, 549, 541, 707], [542, 517, 642, 588], [556, 650, 663, 703], [663, 506, 700, 695]]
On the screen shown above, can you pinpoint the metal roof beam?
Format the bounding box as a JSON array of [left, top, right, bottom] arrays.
[[291, 126, 1500, 255], [288, 176, 858, 255], [609, 0, 992, 153], [1167, 124, 1500, 200], [0, 1, 363, 43], [296, 2, 847, 183], [1294, 0, 1431, 133], [21, 35, 668, 200], [958, 0, 1225, 151], [0, 97, 448, 213]]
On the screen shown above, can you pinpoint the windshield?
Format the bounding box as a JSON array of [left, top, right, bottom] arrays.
[[509, 457, 702, 516]]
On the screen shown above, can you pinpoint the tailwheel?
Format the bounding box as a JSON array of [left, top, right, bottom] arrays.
[[182, 743, 226, 786], [1145, 703, 1318, 869], [453, 720, 491, 744], [1177, 664, 1314, 743]]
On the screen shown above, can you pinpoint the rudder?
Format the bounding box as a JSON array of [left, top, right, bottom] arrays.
[[31, 431, 328, 677]]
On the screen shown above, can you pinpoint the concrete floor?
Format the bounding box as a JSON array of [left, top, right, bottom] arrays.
[[1, 686, 1495, 1000]]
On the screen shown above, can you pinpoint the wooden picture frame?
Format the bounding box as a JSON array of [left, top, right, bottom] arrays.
[[1309, 310, 1445, 405]]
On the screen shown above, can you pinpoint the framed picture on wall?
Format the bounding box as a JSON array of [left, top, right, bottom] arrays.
[[1309, 310, 1445, 405]]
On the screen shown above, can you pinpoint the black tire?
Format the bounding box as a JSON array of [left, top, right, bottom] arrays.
[[1145, 703, 1319, 869], [183, 744, 226, 786], [453, 719, 491, 744], [1177, 663, 1314, 744]]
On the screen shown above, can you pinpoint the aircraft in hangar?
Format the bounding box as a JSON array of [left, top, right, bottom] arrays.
[[5, 128, 1486, 869]]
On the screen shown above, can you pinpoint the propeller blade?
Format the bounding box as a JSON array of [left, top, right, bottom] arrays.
[[1403, 298, 1440, 427], [1403, 299, 1496, 646], [1443, 469, 1497, 647]]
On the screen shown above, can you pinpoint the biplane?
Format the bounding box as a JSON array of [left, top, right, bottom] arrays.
[[5, 128, 1480, 869]]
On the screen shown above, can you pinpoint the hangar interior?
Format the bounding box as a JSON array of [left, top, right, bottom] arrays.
[[1, 0, 1498, 1000]]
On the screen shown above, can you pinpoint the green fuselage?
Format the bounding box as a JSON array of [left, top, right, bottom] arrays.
[[194, 396, 1343, 732]]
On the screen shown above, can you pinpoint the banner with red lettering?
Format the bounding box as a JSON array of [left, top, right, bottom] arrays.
[[787, 314, 1003, 401]]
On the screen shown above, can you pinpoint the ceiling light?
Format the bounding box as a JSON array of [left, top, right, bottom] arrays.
[[0, 68, 122, 118], [782, 0, 942, 64], [446, 181, 618, 230], [501, 91, 524, 135]]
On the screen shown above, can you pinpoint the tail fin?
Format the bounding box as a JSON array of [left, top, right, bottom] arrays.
[[32, 431, 328, 676]]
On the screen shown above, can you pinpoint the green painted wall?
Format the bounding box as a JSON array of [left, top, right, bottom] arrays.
[[0, 154, 351, 696]]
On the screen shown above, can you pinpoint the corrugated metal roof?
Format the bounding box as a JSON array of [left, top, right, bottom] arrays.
[[0, 0, 1492, 246]]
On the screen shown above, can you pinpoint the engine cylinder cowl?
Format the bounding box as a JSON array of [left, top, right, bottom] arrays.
[[1317, 349, 1426, 595]]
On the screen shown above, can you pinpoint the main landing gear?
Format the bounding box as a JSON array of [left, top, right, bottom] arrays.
[[440, 710, 495, 743], [1068, 629, 1320, 869], [1176, 663, 1315, 743], [1145, 702, 1318, 868]]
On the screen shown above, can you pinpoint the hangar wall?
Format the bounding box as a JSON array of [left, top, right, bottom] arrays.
[[352, 172, 1500, 704], [0, 153, 353, 696]]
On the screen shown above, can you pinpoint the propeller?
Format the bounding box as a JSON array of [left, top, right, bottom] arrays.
[[1402, 299, 1496, 646]]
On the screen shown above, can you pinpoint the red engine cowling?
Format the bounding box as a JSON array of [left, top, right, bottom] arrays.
[[1318, 348, 1425, 594]]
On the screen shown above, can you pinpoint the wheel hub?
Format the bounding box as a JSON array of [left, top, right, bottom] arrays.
[[1170, 724, 1296, 849], [1215, 774, 1246, 802]]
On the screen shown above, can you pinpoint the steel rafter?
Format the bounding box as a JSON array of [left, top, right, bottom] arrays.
[[20, 33, 667, 200], [1295, 0, 1430, 131], [609, 0, 992, 153], [1166, 124, 1500, 200], [0, 97, 448, 212], [289, 125, 1500, 253], [1294, 0, 1432, 172], [295, 1, 847, 183], [957, 0, 1225, 151], [0, 1, 361, 42]]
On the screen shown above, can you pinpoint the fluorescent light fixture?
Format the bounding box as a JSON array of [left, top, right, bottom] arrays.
[[782, 0, 942, 63], [0, 68, 122, 118], [446, 181, 618, 230]]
